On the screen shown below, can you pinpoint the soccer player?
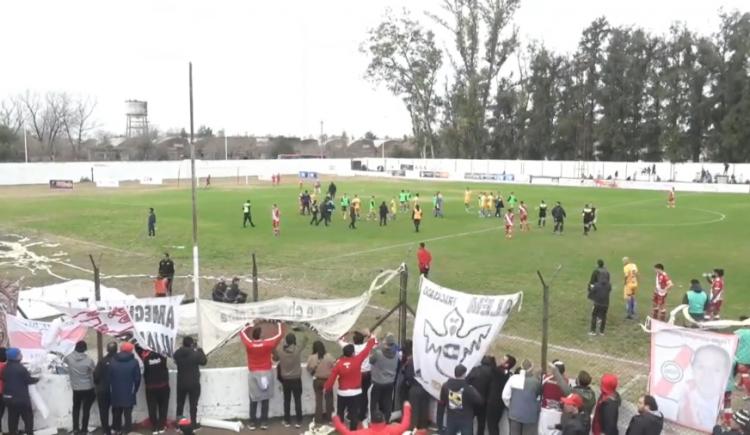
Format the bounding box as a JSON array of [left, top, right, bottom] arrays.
[[552, 202, 566, 234], [504, 208, 514, 239], [148, 208, 157, 237], [623, 257, 639, 319], [411, 193, 421, 210], [243, 200, 256, 228], [538, 200, 548, 227], [368, 196, 377, 221], [399, 190, 408, 213], [478, 192, 486, 218], [590, 204, 598, 231], [412, 204, 423, 233], [486, 192, 494, 218], [582, 204, 594, 236], [389, 197, 397, 221], [464, 188, 472, 212], [310, 200, 320, 226], [352, 195, 362, 218], [706, 268, 725, 320], [667, 187, 676, 208], [417, 243, 432, 277], [272, 204, 281, 236], [495, 195, 504, 218], [519, 201, 530, 232], [507, 192, 518, 209], [348, 204, 357, 229], [340, 194, 350, 219], [652, 263, 674, 321]]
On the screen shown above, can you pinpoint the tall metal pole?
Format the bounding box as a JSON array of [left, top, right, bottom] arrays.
[[189, 62, 203, 342]]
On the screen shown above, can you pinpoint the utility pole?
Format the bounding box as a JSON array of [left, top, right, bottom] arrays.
[[189, 62, 203, 341]]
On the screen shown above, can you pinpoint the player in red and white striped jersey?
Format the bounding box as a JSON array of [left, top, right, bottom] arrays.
[[519, 201, 530, 232], [706, 268, 725, 320], [272, 204, 281, 236], [504, 209, 514, 239], [652, 263, 673, 321]]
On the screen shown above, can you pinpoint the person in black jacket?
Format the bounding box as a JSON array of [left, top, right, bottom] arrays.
[[558, 393, 589, 435], [486, 354, 516, 435], [173, 336, 207, 430], [625, 395, 663, 435], [437, 364, 484, 435], [552, 202, 566, 234], [109, 342, 141, 435], [467, 356, 495, 435], [158, 253, 175, 296], [2, 348, 38, 435], [310, 200, 320, 225], [379, 201, 389, 226], [588, 259, 612, 335], [94, 341, 118, 435], [136, 343, 171, 434], [402, 347, 430, 430]]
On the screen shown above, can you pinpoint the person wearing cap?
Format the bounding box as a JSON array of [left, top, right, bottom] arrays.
[[369, 333, 399, 424], [592, 374, 620, 435], [557, 393, 588, 435], [64, 340, 96, 435], [625, 394, 663, 435], [2, 348, 38, 435], [539, 360, 567, 435], [135, 342, 171, 435], [502, 359, 542, 435], [240, 322, 285, 430], [437, 364, 483, 435], [94, 342, 118, 435], [108, 342, 141, 435], [487, 354, 517, 435], [548, 364, 596, 426], [712, 409, 750, 435], [467, 355, 496, 435], [273, 329, 309, 428], [173, 336, 208, 431]]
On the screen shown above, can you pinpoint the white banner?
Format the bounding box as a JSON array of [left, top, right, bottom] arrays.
[[649, 319, 737, 433], [6, 314, 88, 366], [51, 296, 184, 357], [139, 176, 163, 185], [413, 277, 522, 399], [95, 178, 120, 188]]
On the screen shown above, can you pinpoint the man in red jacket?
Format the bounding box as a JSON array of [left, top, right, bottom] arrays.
[[417, 243, 432, 278], [325, 331, 378, 430], [240, 322, 285, 430], [333, 402, 412, 435]]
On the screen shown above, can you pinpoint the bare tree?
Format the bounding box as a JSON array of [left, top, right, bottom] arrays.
[[20, 91, 67, 160], [0, 97, 24, 135], [61, 96, 97, 160]]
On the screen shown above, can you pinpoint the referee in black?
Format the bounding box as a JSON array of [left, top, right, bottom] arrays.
[[242, 200, 255, 228], [582, 204, 594, 236]]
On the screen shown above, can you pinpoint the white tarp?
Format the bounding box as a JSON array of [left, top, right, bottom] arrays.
[[181, 268, 402, 354], [6, 314, 88, 367], [18, 279, 133, 320], [649, 319, 737, 433], [51, 296, 184, 357], [413, 276, 522, 399]]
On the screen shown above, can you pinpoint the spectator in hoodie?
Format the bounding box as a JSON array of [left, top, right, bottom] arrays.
[[135, 342, 170, 435], [0, 347, 5, 433], [487, 354, 516, 435], [307, 341, 336, 424], [592, 374, 621, 435], [539, 360, 567, 435], [2, 348, 38, 435], [467, 355, 495, 435], [274, 329, 309, 428], [325, 330, 378, 431], [557, 394, 589, 435], [173, 336, 208, 431], [625, 395, 663, 435], [240, 322, 285, 430], [369, 333, 399, 423], [333, 403, 412, 435], [109, 342, 141, 435], [712, 409, 750, 435], [437, 364, 484, 435], [549, 364, 596, 427], [502, 359, 541, 435], [339, 329, 376, 423], [94, 342, 118, 435], [588, 259, 612, 335], [64, 340, 96, 435]]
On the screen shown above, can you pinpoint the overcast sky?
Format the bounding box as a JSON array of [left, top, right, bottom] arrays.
[[0, 0, 746, 139]]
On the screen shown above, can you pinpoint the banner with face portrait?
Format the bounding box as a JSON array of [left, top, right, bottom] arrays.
[[412, 276, 522, 399], [648, 319, 738, 433]]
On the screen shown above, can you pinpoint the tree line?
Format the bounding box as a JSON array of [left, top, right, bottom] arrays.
[[363, 1, 750, 162]]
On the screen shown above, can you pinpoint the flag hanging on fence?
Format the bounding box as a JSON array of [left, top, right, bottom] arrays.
[[648, 319, 737, 433], [0, 280, 20, 347], [6, 314, 88, 366], [412, 276, 522, 399], [51, 295, 184, 357]]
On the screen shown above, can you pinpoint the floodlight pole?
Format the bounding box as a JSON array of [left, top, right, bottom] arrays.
[[189, 62, 203, 343]]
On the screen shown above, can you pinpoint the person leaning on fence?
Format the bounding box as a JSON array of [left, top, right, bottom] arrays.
[[325, 330, 378, 431], [109, 342, 141, 435], [273, 328, 309, 428], [588, 259, 612, 336], [369, 333, 399, 424], [94, 341, 118, 435], [173, 336, 207, 431], [548, 363, 595, 429], [437, 364, 484, 435], [135, 342, 170, 435], [3, 348, 38, 435], [338, 329, 377, 424], [624, 394, 663, 435], [486, 354, 516, 435], [502, 359, 542, 435], [64, 340, 96, 435], [240, 322, 285, 430], [307, 341, 336, 424], [539, 360, 567, 435]]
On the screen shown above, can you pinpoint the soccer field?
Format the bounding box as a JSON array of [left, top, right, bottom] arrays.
[[1, 176, 749, 372]]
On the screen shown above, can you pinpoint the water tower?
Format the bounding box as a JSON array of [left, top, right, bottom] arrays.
[[125, 100, 149, 138]]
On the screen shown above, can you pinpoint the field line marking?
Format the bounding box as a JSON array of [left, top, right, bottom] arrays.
[[618, 374, 647, 395]]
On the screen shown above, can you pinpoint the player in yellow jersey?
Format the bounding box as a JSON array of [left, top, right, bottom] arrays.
[[478, 193, 485, 217], [623, 257, 640, 319], [389, 197, 397, 221], [485, 193, 494, 218], [464, 188, 472, 212], [352, 195, 361, 218]]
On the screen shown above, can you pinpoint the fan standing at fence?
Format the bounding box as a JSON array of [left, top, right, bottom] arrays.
[[64, 341, 96, 435], [173, 336, 208, 431], [135, 342, 170, 434], [241, 322, 285, 430], [274, 329, 308, 429]]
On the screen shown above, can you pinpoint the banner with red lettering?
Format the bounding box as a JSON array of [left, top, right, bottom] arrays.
[[51, 295, 183, 357], [6, 314, 88, 366], [413, 276, 522, 399]]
